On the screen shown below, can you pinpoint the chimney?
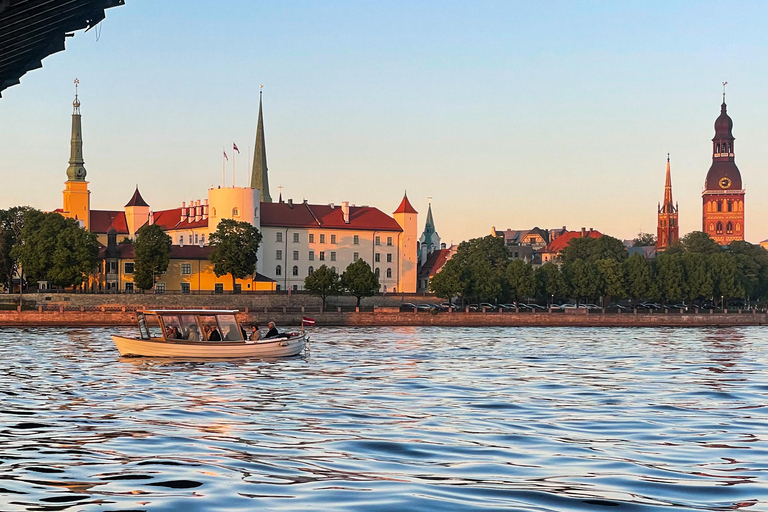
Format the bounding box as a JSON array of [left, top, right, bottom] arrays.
[[342, 201, 350, 224], [203, 199, 209, 220], [149, 211, 154, 225], [195, 200, 202, 222], [581, 227, 586, 237], [181, 201, 187, 220], [189, 199, 195, 222], [441, 243, 446, 249], [329, 202, 335, 209], [287, 199, 293, 208]]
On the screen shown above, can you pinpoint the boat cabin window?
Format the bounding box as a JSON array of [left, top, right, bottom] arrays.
[[138, 314, 150, 339], [160, 315, 184, 340], [180, 314, 201, 341], [218, 314, 243, 341], [144, 314, 163, 339]]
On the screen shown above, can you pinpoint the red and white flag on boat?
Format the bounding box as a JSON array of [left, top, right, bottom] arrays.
[[302, 317, 315, 326]]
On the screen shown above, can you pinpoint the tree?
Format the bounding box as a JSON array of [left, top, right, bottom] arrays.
[[506, 259, 536, 302], [429, 258, 466, 304], [304, 264, 342, 311], [0, 207, 29, 291], [10, 210, 98, 291], [623, 253, 652, 307], [208, 219, 263, 289], [682, 252, 713, 303], [653, 252, 686, 302], [563, 258, 599, 305], [632, 232, 657, 247], [133, 224, 172, 291], [595, 258, 625, 310], [681, 231, 720, 254], [341, 258, 380, 307], [535, 262, 565, 305], [710, 252, 743, 306]]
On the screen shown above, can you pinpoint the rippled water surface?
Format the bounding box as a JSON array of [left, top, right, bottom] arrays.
[[2, 326, 768, 511]]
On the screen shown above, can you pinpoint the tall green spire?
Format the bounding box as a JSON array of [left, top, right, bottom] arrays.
[[66, 79, 86, 181], [251, 89, 272, 202], [422, 201, 435, 248]]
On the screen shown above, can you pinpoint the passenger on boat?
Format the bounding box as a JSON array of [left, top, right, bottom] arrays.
[[249, 325, 261, 341], [172, 326, 183, 339], [265, 321, 279, 339], [187, 325, 200, 341], [206, 325, 222, 341], [224, 326, 240, 341]]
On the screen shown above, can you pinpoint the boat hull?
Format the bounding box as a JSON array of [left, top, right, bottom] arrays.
[[111, 334, 307, 358]]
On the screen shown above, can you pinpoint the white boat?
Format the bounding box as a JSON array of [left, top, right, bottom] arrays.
[[111, 309, 307, 358]]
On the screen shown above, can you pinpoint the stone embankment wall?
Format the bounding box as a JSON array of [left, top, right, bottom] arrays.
[[1, 308, 766, 327]]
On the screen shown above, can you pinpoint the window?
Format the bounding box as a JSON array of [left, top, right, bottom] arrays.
[[276, 250, 283, 260], [201, 234, 205, 245], [308, 266, 314, 275], [728, 201, 733, 212], [179, 235, 184, 245], [726, 222, 733, 234], [181, 263, 192, 275], [320, 234, 326, 243], [276, 284, 281, 291], [276, 232, 283, 242], [375, 268, 380, 277], [331, 266, 337, 273], [155, 282, 166, 294], [293, 233, 300, 243], [276, 265, 282, 276], [234, 284, 241, 294], [292, 266, 299, 276], [232, 207, 240, 217], [331, 252, 336, 261], [211, 207, 217, 217], [387, 253, 392, 263], [309, 234, 315, 243], [353, 235, 359, 245], [309, 251, 315, 261], [717, 201, 722, 212], [375, 253, 380, 263], [716, 222, 723, 234], [331, 234, 337, 244], [375, 236, 381, 246], [293, 250, 299, 261], [125, 282, 134, 293], [386, 268, 392, 278], [387, 236, 393, 246], [215, 283, 224, 294], [194, 233, 199, 244], [181, 282, 190, 294], [107, 261, 117, 274], [320, 251, 325, 261], [353, 252, 359, 261], [292, 285, 298, 292], [124, 262, 134, 274]]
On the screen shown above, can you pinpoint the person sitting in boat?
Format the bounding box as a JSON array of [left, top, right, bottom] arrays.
[[165, 326, 174, 339], [249, 325, 261, 341], [206, 324, 222, 341], [264, 321, 280, 339], [172, 326, 183, 339], [224, 326, 241, 341], [187, 324, 200, 341]]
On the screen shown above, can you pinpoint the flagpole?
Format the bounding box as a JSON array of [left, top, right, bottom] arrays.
[[222, 147, 225, 187], [232, 147, 236, 188], [248, 145, 251, 187]]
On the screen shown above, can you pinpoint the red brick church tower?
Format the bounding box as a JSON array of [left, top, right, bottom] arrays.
[[656, 155, 678, 250], [702, 86, 745, 245]]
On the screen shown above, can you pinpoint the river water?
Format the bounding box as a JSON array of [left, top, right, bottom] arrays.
[[1, 326, 767, 511]]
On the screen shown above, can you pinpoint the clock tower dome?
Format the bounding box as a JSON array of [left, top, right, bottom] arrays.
[[702, 85, 744, 245], [62, 79, 91, 230]]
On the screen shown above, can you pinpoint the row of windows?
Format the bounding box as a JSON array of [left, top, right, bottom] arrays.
[[275, 250, 392, 262], [275, 265, 393, 278], [711, 221, 739, 234], [178, 234, 205, 246], [275, 232, 394, 246]]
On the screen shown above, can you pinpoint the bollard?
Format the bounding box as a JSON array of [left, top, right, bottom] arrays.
[[356, 307, 359, 313]]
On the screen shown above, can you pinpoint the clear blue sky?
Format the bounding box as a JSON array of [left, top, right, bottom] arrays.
[[2, 1, 768, 244]]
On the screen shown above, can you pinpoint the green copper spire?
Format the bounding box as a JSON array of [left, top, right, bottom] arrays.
[[66, 78, 87, 181], [422, 201, 435, 248], [251, 89, 272, 202]]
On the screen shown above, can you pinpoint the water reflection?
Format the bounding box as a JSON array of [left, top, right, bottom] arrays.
[[1, 326, 767, 511]]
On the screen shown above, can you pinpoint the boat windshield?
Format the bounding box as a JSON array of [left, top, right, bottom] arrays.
[[218, 314, 243, 341], [144, 314, 163, 339], [179, 314, 201, 341], [199, 315, 222, 341]]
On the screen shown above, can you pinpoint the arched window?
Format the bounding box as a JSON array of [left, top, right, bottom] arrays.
[[716, 222, 723, 234], [308, 266, 314, 275], [709, 223, 715, 231], [386, 268, 392, 278], [275, 265, 282, 276], [374, 267, 380, 278], [736, 223, 741, 232], [292, 266, 299, 276], [717, 201, 722, 212], [726, 222, 733, 234], [716, 143, 721, 153], [232, 207, 239, 217], [728, 201, 733, 212], [211, 207, 217, 217], [331, 266, 337, 273]]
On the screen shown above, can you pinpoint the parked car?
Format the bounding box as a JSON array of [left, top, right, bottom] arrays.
[[399, 303, 418, 312], [560, 303, 578, 309], [583, 303, 601, 311], [638, 302, 661, 310], [609, 303, 627, 310], [417, 304, 438, 312], [468, 304, 481, 312], [527, 303, 547, 311], [479, 303, 497, 312], [665, 303, 688, 311]]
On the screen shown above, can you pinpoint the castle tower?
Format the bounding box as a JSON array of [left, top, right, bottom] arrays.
[[250, 89, 272, 202], [393, 192, 418, 293], [124, 186, 150, 237], [62, 79, 90, 230], [702, 85, 745, 245], [656, 155, 679, 250], [419, 198, 441, 265]]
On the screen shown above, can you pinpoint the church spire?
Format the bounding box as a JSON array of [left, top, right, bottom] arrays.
[[66, 78, 86, 181], [663, 153, 673, 208], [656, 155, 679, 251], [250, 87, 272, 202]]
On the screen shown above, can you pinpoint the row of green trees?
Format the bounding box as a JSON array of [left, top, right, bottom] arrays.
[[430, 232, 768, 307], [303, 259, 380, 309], [0, 207, 263, 293]]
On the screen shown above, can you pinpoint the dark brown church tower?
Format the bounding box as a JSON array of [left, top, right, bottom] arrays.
[[656, 155, 679, 250], [702, 87, 745, 245]]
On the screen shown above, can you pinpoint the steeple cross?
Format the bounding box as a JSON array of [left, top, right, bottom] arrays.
[[74, 78, 79, 99], [722, 81, 728, 102]]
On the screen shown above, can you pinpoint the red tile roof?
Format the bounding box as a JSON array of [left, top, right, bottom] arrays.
[[393, 194, 417, 214], [152, 207, 209, 231], [90, 210, 129, 234], [544, 229, 603, 254], [261, 202, 402, 231], [418, 248, 453, 279]]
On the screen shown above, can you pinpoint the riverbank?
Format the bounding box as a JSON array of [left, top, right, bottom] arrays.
[[1, 308, 765, 327]]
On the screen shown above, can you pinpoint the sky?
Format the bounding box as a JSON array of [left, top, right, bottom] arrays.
[[2, 1, 768, 245]]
